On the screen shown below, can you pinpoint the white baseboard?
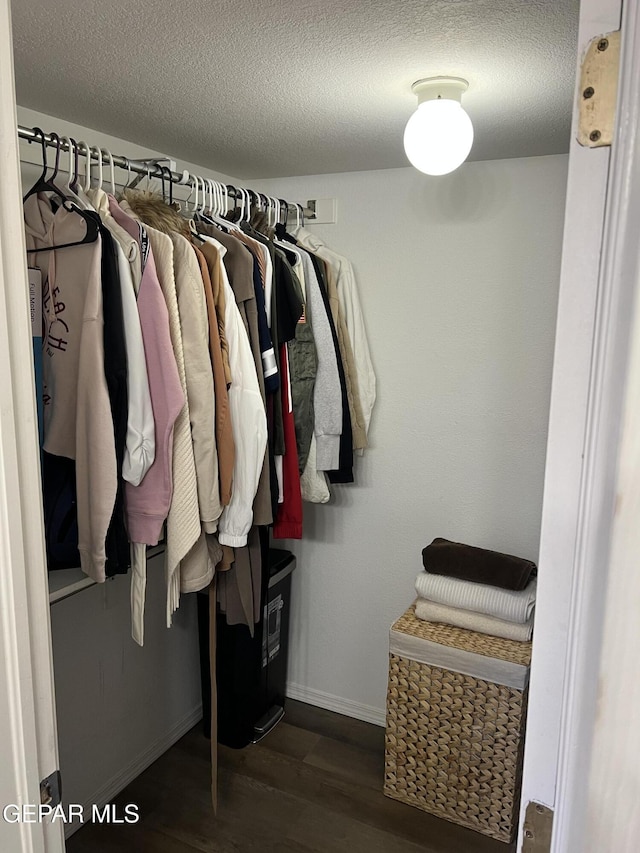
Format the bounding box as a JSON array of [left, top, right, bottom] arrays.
[[286, 682, 386, 727], [64, 704, 203, 838]]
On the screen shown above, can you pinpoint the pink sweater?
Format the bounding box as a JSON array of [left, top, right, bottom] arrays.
[[109, 198, 184, 545]]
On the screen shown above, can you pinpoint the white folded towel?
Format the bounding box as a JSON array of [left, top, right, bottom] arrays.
[[414, 598, 534, 642], [415, 572, 536, 623]]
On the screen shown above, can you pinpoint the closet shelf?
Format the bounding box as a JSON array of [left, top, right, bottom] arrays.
[[48, 544, 166, 605]]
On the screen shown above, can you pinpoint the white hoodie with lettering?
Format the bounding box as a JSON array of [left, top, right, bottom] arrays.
[[24, 193, 116, 583]]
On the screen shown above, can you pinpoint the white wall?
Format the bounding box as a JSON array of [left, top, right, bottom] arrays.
[[50, 558, 202, 835], [256, 155, 568, 723]]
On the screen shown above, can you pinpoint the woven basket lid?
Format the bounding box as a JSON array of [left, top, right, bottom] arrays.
[[392, 604, 532, 667]]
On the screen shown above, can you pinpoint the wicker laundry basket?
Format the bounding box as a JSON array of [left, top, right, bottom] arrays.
[[384, 605, 532, 843]]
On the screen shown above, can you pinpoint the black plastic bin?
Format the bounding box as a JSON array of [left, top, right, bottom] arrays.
[[197, 547, 296, 748]]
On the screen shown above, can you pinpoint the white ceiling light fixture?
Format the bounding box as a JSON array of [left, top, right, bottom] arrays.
[[403, 76, 474, 176]]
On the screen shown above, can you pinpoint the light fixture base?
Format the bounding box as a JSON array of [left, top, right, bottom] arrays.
[[411, 76, 469, 105]]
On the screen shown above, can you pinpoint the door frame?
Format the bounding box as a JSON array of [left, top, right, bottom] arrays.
[[0, 1, 64, 851], [518, 0, 640, 848]]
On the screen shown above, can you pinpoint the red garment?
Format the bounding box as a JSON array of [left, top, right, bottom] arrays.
[[273, 344, 303, 539]]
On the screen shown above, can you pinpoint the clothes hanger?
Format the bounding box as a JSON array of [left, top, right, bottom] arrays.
[[221, 182, 229, 218], [23, 128, 68, 204], [225, 184, 240, 223], [206, 179, 214, 216], [204, 179, 232, 230], [119, 156, 137, 194], [273, 196, 298, 249], [210, 180, 219, 217], [90, 145, 104, 191], [193, 176, 204, 216], [124, 158, 132, 191], [263, 192, 275, 232], [25, 131, 100, 252], [125, 160, 151, 192], [280, 199, 289, 226], [156, 165, 175, 208], [276, 198, 297, 242], [184, 173, 197, 214], [197, 178, 214, 223], [186, 176, 208, 241], [202, 178, 211, 216], [158, 164, 167, 202], [223, 184, 244, 230], [62, 136, 96, 213], [249, 190, 262, 227], [166, 166, 174, 207], [102, 148, 116, 196], [58, 136, 82, 202], [82, 143, 93, 194], [191, 175, 200, 214], [72, 141, 92, 207]]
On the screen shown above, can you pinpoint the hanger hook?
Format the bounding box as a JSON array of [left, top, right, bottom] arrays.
[[32, 127, 49, 182], [159, 165, 166, 201], [184, 174, 195, 212], [167, 167, 174, 206], [193, 175, 200, 213], [70, 138, 80, 191], [197, 175, 207, 214], [203, 178, 210, 214], [211, 180, 220, 216], [58, 136, 73, 192], [212, 180, 219, 215], [231, 185, 240, 220], [83, 145, 93, 193], [49, 132, 62, 181], [75, 141, 89, 193], [159, 165, 173, 205], [88, 146, 103, 189], [101, 148, 116, 195]]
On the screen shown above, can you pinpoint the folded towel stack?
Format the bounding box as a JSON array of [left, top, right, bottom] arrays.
[[414, 538, 537, 642]]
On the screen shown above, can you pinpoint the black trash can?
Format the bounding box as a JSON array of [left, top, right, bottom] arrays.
[[198, 547, 296, 748]]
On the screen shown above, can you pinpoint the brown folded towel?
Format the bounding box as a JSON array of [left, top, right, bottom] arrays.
[[421, 538, 537, 591]]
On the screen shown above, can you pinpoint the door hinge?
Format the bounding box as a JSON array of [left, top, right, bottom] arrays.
[[40, 770, 62, 809], [577, 30, 621, 148], [521, 801, 554, 852]]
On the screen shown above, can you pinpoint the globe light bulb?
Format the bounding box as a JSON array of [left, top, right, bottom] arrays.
[[403, 77, 474, 176]]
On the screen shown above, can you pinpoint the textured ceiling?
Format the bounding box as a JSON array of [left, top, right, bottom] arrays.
[[11, 0, 579, 179]]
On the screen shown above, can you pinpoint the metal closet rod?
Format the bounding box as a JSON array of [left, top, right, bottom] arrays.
[[17, 124, 309, 216]]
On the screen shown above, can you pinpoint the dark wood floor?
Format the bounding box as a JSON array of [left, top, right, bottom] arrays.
[[67, 700, 515, 853]]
